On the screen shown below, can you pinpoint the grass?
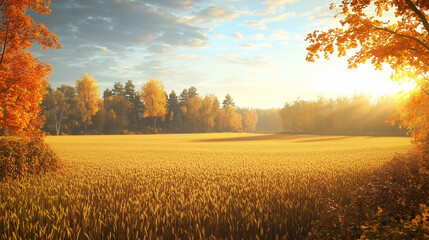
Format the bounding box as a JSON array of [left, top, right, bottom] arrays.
[[0, 133, 412, 239]]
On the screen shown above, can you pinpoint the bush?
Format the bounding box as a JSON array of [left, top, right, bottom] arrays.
[[308, 152, 429, 239], [0, 137, 62, 181]]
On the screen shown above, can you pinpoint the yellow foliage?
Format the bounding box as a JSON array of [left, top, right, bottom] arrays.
[[140, 78, 167, 120], [76, 73, 100, 128]]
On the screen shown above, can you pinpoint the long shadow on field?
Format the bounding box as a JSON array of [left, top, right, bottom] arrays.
[[294, 136, 353, 143], [195, 134, 309, 142]]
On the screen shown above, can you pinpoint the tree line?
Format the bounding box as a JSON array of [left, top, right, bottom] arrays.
[[42, 74, 259, 135], [279, 93, 406, 136], [42, 73, 404, 137]]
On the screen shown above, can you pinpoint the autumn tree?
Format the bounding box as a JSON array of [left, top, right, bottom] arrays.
[[93, 100, 106, 134], [0, 0, 61, 137], [76, 73, 100, 131], [43, 88, 65, 136], [242, 110, 258, 132], [140, 78, 167, 130], [223, 106, 242, 132], [103, 95, 129, 134], [187, 95, 202, 132], [125, 80, 142, 131], [199, 95, 217, 132], [211, 97, 222, 132], [305, 0, 429, 148]]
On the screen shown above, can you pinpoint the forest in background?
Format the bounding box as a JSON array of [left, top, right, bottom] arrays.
[[41, 74, 403, 136], [280, 94, 406, 136], [42, 76, 259, 135]]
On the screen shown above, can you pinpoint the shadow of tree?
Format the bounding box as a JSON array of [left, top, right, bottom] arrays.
[[194, 134, 309, 142], [295, 136, 353, 143]]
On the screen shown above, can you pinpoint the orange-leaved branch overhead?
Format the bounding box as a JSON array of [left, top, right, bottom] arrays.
[[0, 0, 61, 138], [305, 0, 429, 149]]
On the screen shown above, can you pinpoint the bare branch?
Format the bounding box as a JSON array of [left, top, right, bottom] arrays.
[[374, 27, 429, 52], [404, 0, 429, 35]]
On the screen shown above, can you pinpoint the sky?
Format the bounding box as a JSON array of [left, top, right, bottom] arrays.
[[32, 0, 410, 109]]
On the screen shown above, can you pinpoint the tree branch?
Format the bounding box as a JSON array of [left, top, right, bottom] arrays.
[[408, 47, 429, 55], [417, 73, 429, 97], [404, 0, 429, 35], [0, 21, 9, 65], [374, 27, 429, 52]]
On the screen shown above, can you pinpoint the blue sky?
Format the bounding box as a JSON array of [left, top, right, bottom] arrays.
[[33, 0, 407, 108]]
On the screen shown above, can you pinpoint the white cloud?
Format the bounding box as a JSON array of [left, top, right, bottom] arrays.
[[263, 12, 296, 22], [261, 42, 272, 47], [301, 5, 341, 30], [241, 43, 257, 49], [248, 34, 265, 40], [214, 33, 227, 39], [191, 5, 240, 24], [243, 20, 266, 30], [250, 0, 299, 16], [251, 8, 277, 16], [263, 0, 301, 12], [171, 54, 203, 60], [271, 29, 289, 41], [292, 33, 302, 40], [230, 32, 244, 39], [221, 54, 275, 68], [99, 47, 110, 52], [244, 11, 295, 30]]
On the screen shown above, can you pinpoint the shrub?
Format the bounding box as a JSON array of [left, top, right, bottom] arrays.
[[0, 137, 62, 181], [308, 152, 429, 239]]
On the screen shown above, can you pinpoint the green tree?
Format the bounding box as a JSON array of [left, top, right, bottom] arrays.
[[44, 90, 66, 136], [103, 96, 130, 134], [57, 85, 82, 134], [103, 88, 112, 98], [125, 80, 142, 131], [112, 82, 126, 96], [223, 94, 235, 109], [93, 100, 106, 134], [167, 90, 180, 131]]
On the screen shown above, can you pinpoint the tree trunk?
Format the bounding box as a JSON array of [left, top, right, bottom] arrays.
[[193, 115, 196, 133], [133, 106, 138, 131], [153, 117, 157, 131], [55, 110, 63, 136], [0, 21, 9, 66]]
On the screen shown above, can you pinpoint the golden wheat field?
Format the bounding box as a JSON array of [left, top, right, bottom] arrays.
[[0, 133, 412, 239]]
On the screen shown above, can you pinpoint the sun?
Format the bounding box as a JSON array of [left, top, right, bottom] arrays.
[[315, 63, 416, 97]]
